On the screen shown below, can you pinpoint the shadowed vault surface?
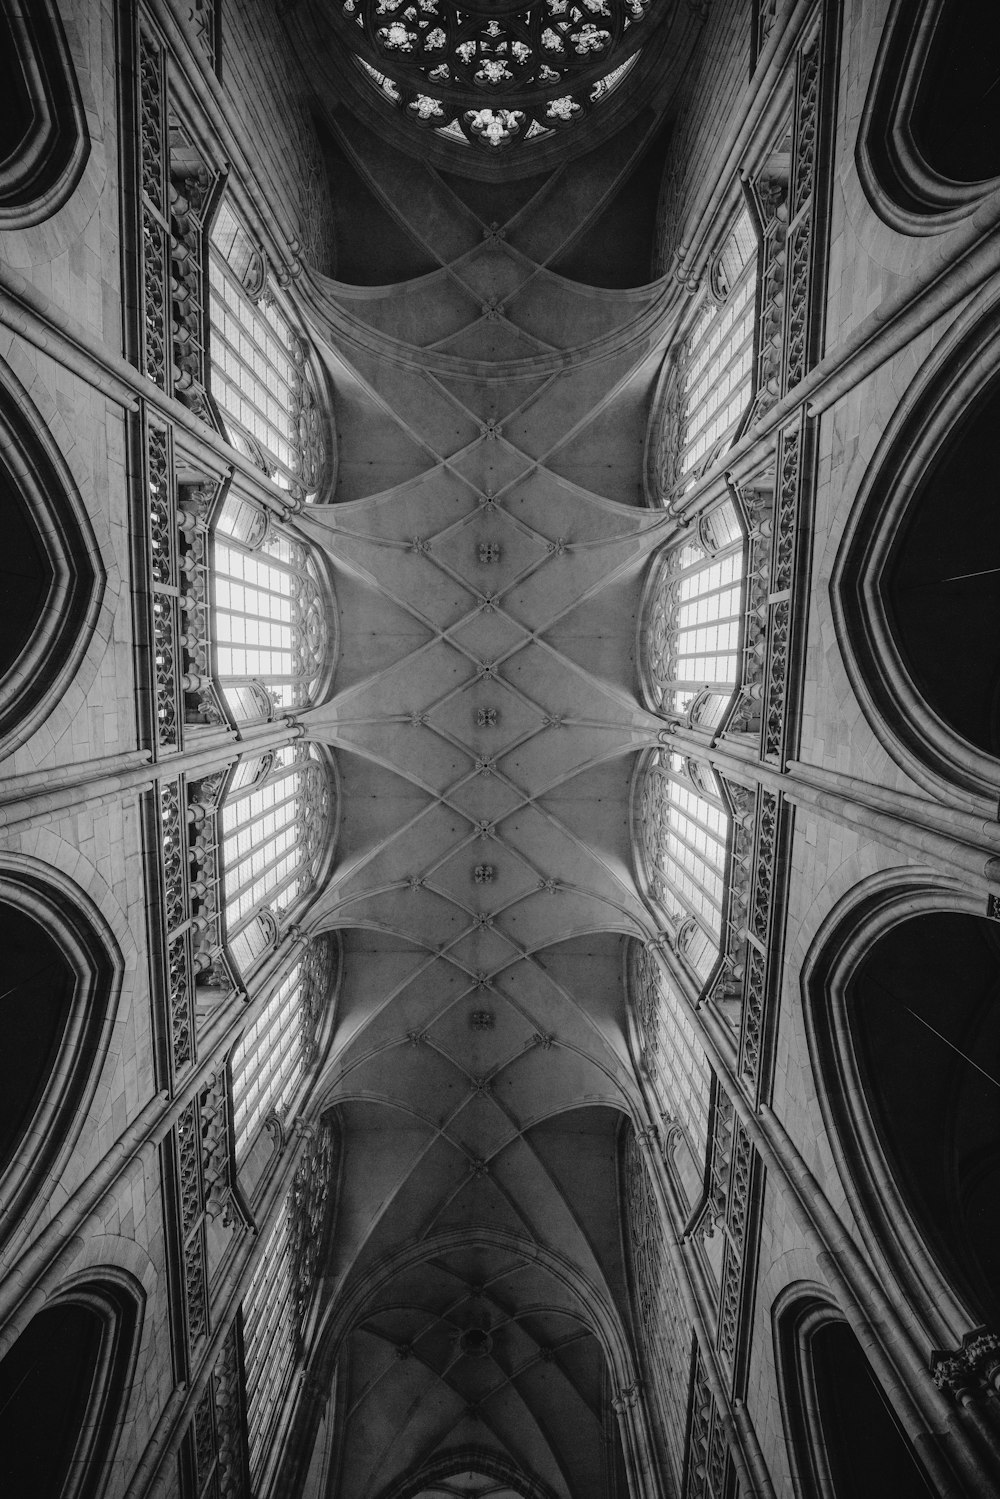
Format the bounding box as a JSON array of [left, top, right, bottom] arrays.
[[284, 114, 679, 1498]]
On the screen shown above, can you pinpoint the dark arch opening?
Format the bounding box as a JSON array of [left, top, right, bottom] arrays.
[[910, 1, 1000, 186], [0, 0, 89, 224], [810, 1319, 935, 1498], [849, 910, 1000, 1328], [0, 1283, 139, 1498], [0, 469, 55, 723], [885, 371, 1000, 759], [0, 374, 104, 756], [0, 902, 76, 1177], [0, 1302, 103, 1496]]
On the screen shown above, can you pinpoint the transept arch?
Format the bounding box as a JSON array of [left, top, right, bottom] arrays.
[[801, 871, 1000, 1348], [832, 298, 1000, 803]]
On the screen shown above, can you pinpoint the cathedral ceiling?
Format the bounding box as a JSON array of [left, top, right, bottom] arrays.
[[285, 62, 683, 1497]]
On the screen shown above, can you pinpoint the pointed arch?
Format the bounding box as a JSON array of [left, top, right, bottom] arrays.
[[0, 361, 107, 759], [773, 1286, 936, 1499], [0, 861, 124, 1246], [0, 1271, 143, 1499], [801, 871, 1000, 1348], [0, 0, 89, 228], [832, 297, 1000, 802], [857, 0, 1000, 235]]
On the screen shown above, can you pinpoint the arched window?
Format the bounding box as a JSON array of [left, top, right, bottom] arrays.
[[776, 1294, 935, 1499], [859, 0, 1000, 230], [212, 494, 331, 721], [651, 210, 757, 507], [0, 875, 119, 1240], [241, 1121, 335, 1485], [221, 745, 334, 974], [208, 200, 326, 499], [0, 1280, 140, 1499], [622, 1125, 690, 1485], [230, 935, 338, 1160], [0, 371, 104, 758], [627, 940, 710, 1203], [635, 750, 731, 981], [644, 497, 746, 729], [0, 0, 89, 228]]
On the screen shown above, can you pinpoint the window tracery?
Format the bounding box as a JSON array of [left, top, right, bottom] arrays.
[[221, 744, 333, 974], [645, 497, 746, 728], [623, 1128, 691, 1482], [230, 935, 337, 1159], [628, 941, 711, 1168], [213, 495, 329, 722], [636, 751, 730, 981], [241, 1121, 335, 1485], [209, 201, 326, 499], [349, 12, 643, 149]]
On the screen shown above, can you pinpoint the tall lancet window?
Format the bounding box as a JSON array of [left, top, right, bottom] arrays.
[[230, 936, 336, 1160], [241, 1122, 335, 1486], [212, 493, 329, 722], [646, 496, 745, 731], [208, 199, 325, 499], [636, 751, 730, 982], [677, 208, 757, 489], [221, 745, 333, 975], [628, 941, 711, 1200]]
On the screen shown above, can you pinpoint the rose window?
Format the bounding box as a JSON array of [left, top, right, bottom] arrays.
[[334, 0, 658, 149]]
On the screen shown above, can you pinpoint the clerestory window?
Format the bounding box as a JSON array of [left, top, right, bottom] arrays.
[[628, 940, 711, 1173], [212, 493, 329, 722], [221, 744, 333, 974], [646, 496, 745, 730], [636, 750, 730, 981], [230, 937, 336, 1160], [208, 200, 325, 499], [677, 208, 757, 489]]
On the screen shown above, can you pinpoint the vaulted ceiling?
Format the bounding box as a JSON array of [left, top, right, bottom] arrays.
[[281, 28, 690, 1496]]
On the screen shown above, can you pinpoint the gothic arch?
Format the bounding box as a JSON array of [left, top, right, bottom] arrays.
[[857, 0, 1000, 235], [0, 0, 90, 229], [832, 297, 1000, 803], [801, 870, 1000, 1349], [0, 361, 108, 760], [0, 861, 124, 1246], [0, 1269, 143, 1499], [378, 1447, 560, 1499], [773, 1285, 936, 1499]]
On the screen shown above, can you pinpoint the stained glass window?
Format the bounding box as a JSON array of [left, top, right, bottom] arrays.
[[637, 750, 730, 981], [242, 1208, 296, 1483], [212, 494, 328, 721], [208, 200, 325, 498]]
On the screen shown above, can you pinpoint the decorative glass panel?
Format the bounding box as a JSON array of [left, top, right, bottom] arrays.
[[242, 1209, 295, 1483]]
